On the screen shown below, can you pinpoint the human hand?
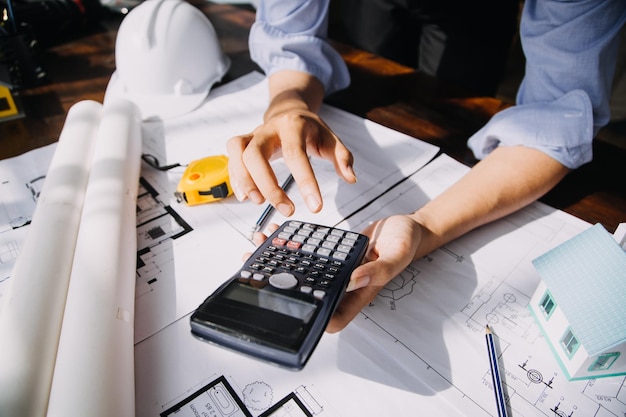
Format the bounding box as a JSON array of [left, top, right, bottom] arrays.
[[326, 215, 424, 333], [226, 108, 356, 217], [248, 216, 424, 333]]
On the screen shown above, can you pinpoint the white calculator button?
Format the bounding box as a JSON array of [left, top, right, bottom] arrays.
[[326, 234, 340, 243], [302, 244, 317, 253], [322, 241, 336, 250], [300, 286, 313, 294], [312, 231, 326, 239], [269, 272, 298, 289], [313, 290, 326, 299], [332, 251, 348, 261], [337, 244, 352, 253], [278, 232, 292, 240], [240, 271, 252, 279], [317, 247, 332, 257], [252, 273, 265, 281], [306, 237, 322, 246], [341, 238, 356, 247]]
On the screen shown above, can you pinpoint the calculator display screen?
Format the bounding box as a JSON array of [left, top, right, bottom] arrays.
[[222, 284, 317, 323]]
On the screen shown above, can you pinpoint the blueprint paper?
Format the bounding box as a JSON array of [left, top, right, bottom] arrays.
[[0, 72, 444, 417], [0, 101, 102, 417], [134, 310, 467, 417], [132, 71, 440, 342], [139, 71, 440, 236], [337, 154, 626, 417], [47, 99, 141, 416]]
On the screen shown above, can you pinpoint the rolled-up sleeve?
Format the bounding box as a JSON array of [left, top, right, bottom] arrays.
[[468, 0, 626, 169], [249, 0, 350, 95]]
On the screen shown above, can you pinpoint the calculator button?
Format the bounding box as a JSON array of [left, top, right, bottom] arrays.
[[317, 247, 332, 257], [306, 237, 322, 246], [300, 286, 313, 294], [313, 290, 326, 299], [332, 251, 348, 261], [272, 237, 288, 246], [291, 234, 306, 243], [312, 231, 326, 240], [240, 271, 252, 279], [252, 273, 265, 281], [308, 271, 321, 279], [322, 241, 336, 250], [283, 226, 297, 234], [337, 244, 352, 253], [297, 229, 312, 237], [269, 272, 298, 289], [302, 244, 317, 253], [341, 238, 356, 247], [287, 240, 302, 250]]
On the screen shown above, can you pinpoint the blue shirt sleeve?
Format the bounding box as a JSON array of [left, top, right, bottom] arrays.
[[249, 0, 350, 95], [469, 0, 626, 169]]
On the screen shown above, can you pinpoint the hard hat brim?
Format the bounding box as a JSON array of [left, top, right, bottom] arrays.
[[105, 71, 213, 121]]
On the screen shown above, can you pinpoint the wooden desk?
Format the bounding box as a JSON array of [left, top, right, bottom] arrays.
[[1, 2, 624, 232]]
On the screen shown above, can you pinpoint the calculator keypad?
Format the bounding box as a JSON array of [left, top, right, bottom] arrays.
[[240, 221, 364, 299]]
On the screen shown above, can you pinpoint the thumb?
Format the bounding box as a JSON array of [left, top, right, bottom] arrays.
[[346, 257, 401, 292]]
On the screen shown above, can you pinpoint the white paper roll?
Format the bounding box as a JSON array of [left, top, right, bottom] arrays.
[[0, 100, 102, 417], [46, 98, 142, 417]]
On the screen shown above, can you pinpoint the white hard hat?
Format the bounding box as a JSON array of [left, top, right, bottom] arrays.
[[105, 0, 230, 120]]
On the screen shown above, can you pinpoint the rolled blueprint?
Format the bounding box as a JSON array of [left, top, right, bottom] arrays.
[[0, 100, 102, 417], [47, 98, 142, 417]]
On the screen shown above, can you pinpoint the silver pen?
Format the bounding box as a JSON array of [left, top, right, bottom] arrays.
[[250, 173, 295, 237]]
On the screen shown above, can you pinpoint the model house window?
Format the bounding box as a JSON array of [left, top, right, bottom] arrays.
[[589, 352, 620, 372], [539, 291, 556, 319], [560, 327, 580, 358]]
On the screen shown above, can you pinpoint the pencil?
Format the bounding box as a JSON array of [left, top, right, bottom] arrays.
[[486, 325, 509, 417], [250, 173, 294, 237]]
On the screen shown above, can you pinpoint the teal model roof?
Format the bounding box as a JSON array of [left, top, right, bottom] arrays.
[[532, 223, 626, 356]]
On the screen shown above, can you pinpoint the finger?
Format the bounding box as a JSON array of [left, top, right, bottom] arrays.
[[241, 129, 296, 216], [324, 136, 357, 184], [309, 118, 356, 184], [326, 285, 380, 333], [278, 120, 323, 213], [226, 134, 265, 204], [251, 231, 267, 247]]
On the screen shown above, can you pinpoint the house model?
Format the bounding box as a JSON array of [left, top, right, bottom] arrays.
[[528, 223, 626, 381]]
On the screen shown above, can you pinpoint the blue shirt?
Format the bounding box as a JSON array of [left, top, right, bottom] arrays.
[[250, 0, 626, 169], [249, 0, 350, 94]]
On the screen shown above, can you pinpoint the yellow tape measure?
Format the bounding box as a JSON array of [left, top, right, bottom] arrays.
[[0, 84, 20, 120], [175, 155, 232, 205]]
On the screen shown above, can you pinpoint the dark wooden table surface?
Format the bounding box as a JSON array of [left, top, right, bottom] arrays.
[[1, 2, 624, 232]]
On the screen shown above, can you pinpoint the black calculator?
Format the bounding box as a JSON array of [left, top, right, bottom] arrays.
[[190, 221, 369, 370]]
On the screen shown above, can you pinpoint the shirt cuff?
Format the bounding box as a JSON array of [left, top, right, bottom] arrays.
[[249, 22, 350, 95], [467, 90, 594, 169]]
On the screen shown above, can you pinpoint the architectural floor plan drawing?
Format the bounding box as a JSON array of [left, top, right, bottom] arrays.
[[3, 72, 625, 416], [0, 143, 55, 307], [160, 375, 322, 417], [337, 154, 626, 417]]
